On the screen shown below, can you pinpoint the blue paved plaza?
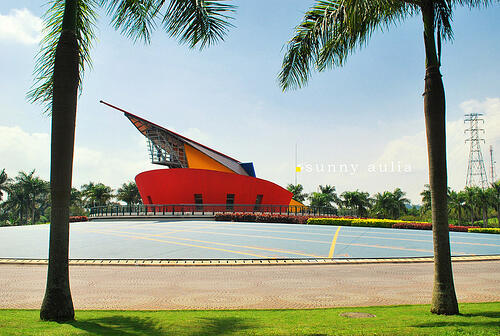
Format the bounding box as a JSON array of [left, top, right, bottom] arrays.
[[0, 220, 498, 259]]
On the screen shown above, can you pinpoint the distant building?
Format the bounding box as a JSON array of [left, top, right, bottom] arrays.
[[103, 101, 295, 210]]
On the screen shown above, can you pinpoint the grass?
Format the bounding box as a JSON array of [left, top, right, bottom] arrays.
[[0, 303, 499, 335]]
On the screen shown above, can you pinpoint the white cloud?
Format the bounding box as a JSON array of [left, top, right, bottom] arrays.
[[0, 9, 42, 45], [371, 98, 500, 203], [0, 126, 50, 178], [0, 125, 155, 191]]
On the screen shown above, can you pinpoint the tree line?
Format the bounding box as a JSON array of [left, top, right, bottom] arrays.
[[287, 182, 500, 228], [0, 169, 141, 226]]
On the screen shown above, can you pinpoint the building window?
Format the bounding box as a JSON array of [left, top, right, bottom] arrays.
[[194, 194, 203, 211], [226, 194, 235, 210], [254, 194, 263, 211]]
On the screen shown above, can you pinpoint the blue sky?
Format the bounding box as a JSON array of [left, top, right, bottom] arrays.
[[0, 0, 499, 204]]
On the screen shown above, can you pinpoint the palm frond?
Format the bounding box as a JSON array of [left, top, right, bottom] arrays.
[[102, 0, 164, 43], [28, 0, 97, 113], [279, 0, 417, 91], [163, 0, 235, 49], [434, 0, 453, 41]]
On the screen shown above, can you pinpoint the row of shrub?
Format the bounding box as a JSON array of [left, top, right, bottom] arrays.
[[69, 216, 88, 223], [307, 217, 402, 228], [214, 214, 496, 234], [468, 228, 500, 234], [307, 218, 480, 232], [392, 222, 477, 232], [214, 213, 337, 224]]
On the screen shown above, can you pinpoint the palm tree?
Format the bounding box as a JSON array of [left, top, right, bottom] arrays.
[[372, 189, 409, 219], [448, 190, 466, 226], [0, 169, 10, 202], [309, 185, 338, 211], [392, 188, 410, 218], [81, 182, 114, 207], [117, 181, 142, 205], [17, 171, 50, 225], [420, 184, 432, 213], [464, 186, 480, 225], [28, 0, 235, 322], [340, 190, 371, 217], [2, 183, 29, 225], [278, 0, 496, 315], [474, 188, 490, 228], [372, 191, 393, 219], [286, 183, 307, 203]]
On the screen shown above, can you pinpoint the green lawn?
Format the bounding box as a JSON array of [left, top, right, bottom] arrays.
[[1, 303, 499, 335]]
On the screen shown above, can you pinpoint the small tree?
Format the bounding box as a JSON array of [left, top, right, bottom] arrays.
[[117, 181, 142, 205]]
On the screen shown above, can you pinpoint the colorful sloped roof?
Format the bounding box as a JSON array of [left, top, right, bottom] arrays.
[[101, 100, 250, 176]]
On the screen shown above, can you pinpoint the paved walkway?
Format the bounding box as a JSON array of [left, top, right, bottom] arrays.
[[1, 261, 498, 310]]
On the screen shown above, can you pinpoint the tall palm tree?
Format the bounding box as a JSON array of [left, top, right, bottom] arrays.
[[117, 181, 142, 205], [278, 0, 496, 315], [28, 0, 235, 322], [286, 183, 307, 203]]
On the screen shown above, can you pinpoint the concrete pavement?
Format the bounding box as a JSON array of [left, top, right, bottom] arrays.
[[1, 260, 498, 310]]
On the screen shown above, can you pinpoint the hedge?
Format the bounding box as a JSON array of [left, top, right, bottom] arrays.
[[468, 228, 500, 234], [308, 217, 401, 228], [308, 218, 479, 232], [392, 222, 477, 232]]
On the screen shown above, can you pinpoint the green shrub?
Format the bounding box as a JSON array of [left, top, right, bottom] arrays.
[[468, 228, 500, 234], [398, 215, 421, 222], [352, 218, 396, 228], [307, 218, 353, 226]]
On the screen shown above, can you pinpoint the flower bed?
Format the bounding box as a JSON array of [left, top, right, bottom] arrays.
[[214, 213, 333, 224], [468, 228, 500, 234], [69, 216, 88, 223]]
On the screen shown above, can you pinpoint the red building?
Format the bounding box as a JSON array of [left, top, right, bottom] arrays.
[[102, 101, 300, 210]]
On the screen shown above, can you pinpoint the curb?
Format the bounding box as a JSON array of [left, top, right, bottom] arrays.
[[1, 255, 499, 267]]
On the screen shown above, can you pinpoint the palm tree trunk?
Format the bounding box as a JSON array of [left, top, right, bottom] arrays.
[[421, 2, 459, 315], [40, 0, 78, 322]]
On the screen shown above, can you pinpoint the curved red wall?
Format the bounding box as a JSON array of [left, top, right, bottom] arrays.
[[135, 168, 292, 205]]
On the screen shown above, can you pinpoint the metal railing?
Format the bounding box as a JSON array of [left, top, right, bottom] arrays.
[[88, 204, 350, 218]]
